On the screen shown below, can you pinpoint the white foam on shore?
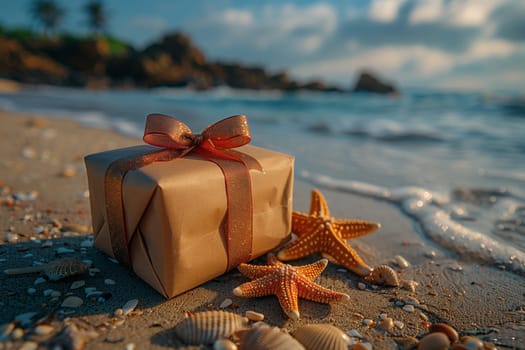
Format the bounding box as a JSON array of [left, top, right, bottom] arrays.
[[300, 170, 525, 273]]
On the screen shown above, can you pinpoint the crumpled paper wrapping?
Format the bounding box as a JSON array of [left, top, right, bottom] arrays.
[[85, 144, 293, 297]]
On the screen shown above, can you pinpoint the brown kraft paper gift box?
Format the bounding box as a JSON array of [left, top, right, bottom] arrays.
[[84, 114, 294, 298]]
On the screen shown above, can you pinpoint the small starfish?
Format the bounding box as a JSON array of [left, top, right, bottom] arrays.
[[233, 254, 349, 320], [277, 189, 381, 277]]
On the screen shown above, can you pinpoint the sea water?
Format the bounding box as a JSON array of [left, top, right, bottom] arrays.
[[2, 86, 525, 273]]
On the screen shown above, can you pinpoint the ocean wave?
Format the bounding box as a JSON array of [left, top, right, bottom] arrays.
[[300, 170, 525, 274]]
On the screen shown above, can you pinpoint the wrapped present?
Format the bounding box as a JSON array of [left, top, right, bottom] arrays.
[[84, 114, 294, 298]]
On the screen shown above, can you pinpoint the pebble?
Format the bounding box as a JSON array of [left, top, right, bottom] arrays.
[[61, 296, 84, 308], [418, 332, 450, 350], [213, 338, 238, 350], [85, 287, 97, 294], [80, 239, 94, 248], [56, 247, 75, 254], [104, 279, 116, 285], [357, 282, 366, 290], [446, 263, 464, 271], [12, 327, 24, 340], [114, 308, 124, 317], [457, 336, 483, 350], [403, 305, 415, 313], [405, 296, 420, 305], [245, 310, 264, 322], [34, 277, 47, 285], [4, 233, 19, 243], [429, 323, 459, 343], [88, 268, 100, 277], [70, 280, 86, 289], [347, 329, 363, 338], [337, 268, 347, 273], [392, 255, 410, 268], [379, 317, 394, 331], [22, 253, 34, 258], [19, 341, 38, 350], [34, 324, 54, 336], [379, 313, 388, 320], [61, 224, 90, 234], [61, 165, 77, 177], [362, 319, 375, 327], [21, 147, 37, 159], [122, 299, 139, 315], [15, 312, 36, 326], [220, 298, 233, 309], [424, 250, 436, 259], [41, 240, 53, 248], [27, 287, 36, 295], [394, 320, 405, 329], [125, 343, 136, 350]]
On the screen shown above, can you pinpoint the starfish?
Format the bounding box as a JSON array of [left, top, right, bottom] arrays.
[[233, 254, 349, 320], [277, 189, 381, 277]]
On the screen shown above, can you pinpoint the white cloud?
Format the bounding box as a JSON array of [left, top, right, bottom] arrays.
[[221, 9, 253, 27], [409, 0, 444, 24], [446, 0, 504, 27], [464, 39, 516, 61], [369, 0, 406, 23]]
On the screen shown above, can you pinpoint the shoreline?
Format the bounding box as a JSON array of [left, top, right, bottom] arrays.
[[0, 110, 524, 349]]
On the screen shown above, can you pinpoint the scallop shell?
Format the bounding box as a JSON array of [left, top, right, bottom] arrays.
[[174, 310, 248, 345], [293, 324, 350, 350], [44, 259, 89, 281], [365, 265, 400, 286], [236, 325, 305, 350]]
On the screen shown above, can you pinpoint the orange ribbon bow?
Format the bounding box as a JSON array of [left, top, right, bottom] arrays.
[[105, 114, 259, 271]]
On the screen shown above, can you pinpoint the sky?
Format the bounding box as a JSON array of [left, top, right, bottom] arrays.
[[1, 0, 525, 92]]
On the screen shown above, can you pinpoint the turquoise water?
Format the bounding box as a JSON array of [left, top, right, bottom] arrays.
[[2, 86, 525, 272]]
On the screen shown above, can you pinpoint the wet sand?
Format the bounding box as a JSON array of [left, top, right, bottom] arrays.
[[0, 111, 523, 349]]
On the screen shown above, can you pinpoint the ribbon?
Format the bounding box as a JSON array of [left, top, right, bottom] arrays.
[[104, 113, 259, 272]]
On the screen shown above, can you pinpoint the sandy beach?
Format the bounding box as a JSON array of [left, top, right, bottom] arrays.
[[0, 110, 524, 349]]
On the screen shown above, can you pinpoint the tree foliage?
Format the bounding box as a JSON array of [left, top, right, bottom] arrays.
[[30, 0, 64, 36], [84, 0, 108, 35]]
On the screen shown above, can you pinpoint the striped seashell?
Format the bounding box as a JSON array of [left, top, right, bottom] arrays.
[[365, 265, 400, 287], [174, 310, 248, 345], [293, 323, 350, 350], [4, 258, 89, 281], [236, 325, 305, 350]]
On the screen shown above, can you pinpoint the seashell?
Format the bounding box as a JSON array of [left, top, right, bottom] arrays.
[[362, 319, 375, 327], [394, 320, 405, 329], [392, 255, 410, 268], [214, 338, 238, 350], [400, 279, 419, 292], [417, 332, 450, 350], [394, 336, 419, 350], [34, 324, 54, 335], [457, 336, 484, 350], [365, 265, 400, 286], [70, 280, 85, 290], [5, 258, 88, 281], [122, 299, 139, 315], [403, 305, 415, 312], [61, 296, 84, 308], [245, 310, 264, 322], [236, 325, 304, 350], [19, 341, 37, 350], [350, 343, 372, 350], [429, 323, 458, 343], [175, 310, 248, 345], [12, 327, 25, 340], [293, 323, 350, 350], [220, 298, 233, 309]]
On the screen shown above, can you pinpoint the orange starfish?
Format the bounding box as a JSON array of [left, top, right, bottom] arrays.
[[233, 254, 349, 320], [277, 189, 381, 277]]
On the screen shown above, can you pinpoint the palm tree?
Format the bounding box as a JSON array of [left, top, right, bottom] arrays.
[[84, 0, 108, 35], [30, 0, 64, 36]]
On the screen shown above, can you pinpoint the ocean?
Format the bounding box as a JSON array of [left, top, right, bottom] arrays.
[[2, 85, 525, 273]]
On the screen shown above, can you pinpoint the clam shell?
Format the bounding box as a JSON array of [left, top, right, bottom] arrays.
[[236, 325, 304, 350], [175, 310, 248, 345], [293, 324, 350, 350], [365, 265, 400, 286], [45, 259, 89, 281]]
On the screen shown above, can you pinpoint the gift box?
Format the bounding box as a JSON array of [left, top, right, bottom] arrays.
[[84, 114, 294, 298]]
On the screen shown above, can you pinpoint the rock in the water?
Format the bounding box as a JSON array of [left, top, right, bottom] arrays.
[[352, 71, 398, 94]]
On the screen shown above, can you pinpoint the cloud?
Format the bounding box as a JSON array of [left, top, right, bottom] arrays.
[[369, 0, 406, 23], [409, 0, 444, 24]]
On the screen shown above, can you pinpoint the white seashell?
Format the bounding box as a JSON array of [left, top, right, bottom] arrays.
[[379, 313, 388, 320], [220, 298, 233, 309], [61, 296, 84, 308], [400, 279, 419, 292], [125, 343, 136, 350], [392, 255, 410, 268], [4, 233, 19, 243], [70, 280, 85, 290], [104, 279, 116, 285], [245, 310, 264, 322], [394, 320, 405, 329], [346, 329, 363, 338], [357, 282, 366, 290], [122, 299, 139, 315], [365, 265, 400, 287], [175, 310, 248, 345], [34, 277, 46, 285], [237, 324, 304, 350], [403, 305, 415, 313], [34, 324, 54, 335], [214, 338, 238, 350], [114, 308, 124, 317], [293, 324, 350, 350], [19, 341, 38, 350]]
